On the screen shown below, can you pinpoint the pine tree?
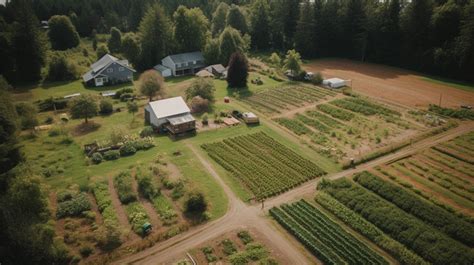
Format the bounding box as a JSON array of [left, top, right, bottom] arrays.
[[250, 0, 271, 50], [295, 1, 315, 57], [226, 4, 248, 34]]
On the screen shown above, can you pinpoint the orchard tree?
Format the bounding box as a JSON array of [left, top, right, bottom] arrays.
[[138, 4, 173, 70], [226, 4, 248, 34], [138, 70, 164, 101], [48, 15, 80, 50], [69, 95, 98, 123], [173, 6, 209, 53], [226, 51, 248, 88], [121, 33, 140, 66], [219, 27, 246, 65], [107, 27, 122, 53], [186, 78, 215, 102], [250, 0, 271, 50], [284, 49, 302, 75], [211, 2, 230, 36]]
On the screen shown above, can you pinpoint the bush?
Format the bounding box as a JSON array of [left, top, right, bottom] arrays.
[[45, 116, 54, 124], [99, 99, 114, 114], [202, 113, 209, 125], [91, 152, 103, 164], [95, 222, 122, 251], [184, 191, 207, 216], [428, 104, 474, 120], [56, 193, 91, 218], [79, 245, 93, 257], [310, 72, 323, 85], [119, 142, 137, 156], [189, 96, 210, 113], [38, 97, 68, 112], [221, 239, 237, 255], [120, 93, 134, 102], [114, 87, 134, 99], [57, 190, 76, 202], [46, 54, 79, 81], [113, 171, 137, 204], [103, 150, 120, 160], [140, 126, 154, 137], [237, 230, 253, 245], [125, 202, 150, 235], [137, 173, 158, 200]]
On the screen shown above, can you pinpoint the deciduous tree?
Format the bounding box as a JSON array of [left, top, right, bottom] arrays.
[[226, 51, 248, 88], [121, 33, 140, 67], [107, 27, 122, 53], [211, 2, 229, 36], [138, 70, 164, 101], [186, 78, 215, 102], [173, 6, 209, 53], [48, 15, 80, 50], [219, 27, 246, 65], [226, 4, 248, 34], [69, 95, 98, 123], [284, 49, 302, 75]]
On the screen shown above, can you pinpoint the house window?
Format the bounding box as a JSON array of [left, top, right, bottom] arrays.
[[119, 67, 124, 72], [193, 61, 196, 65], [177, 63, 181, 67], [107, 68, 113, 73]]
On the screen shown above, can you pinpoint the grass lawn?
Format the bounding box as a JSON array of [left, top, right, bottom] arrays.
[[421, 76, 474, 93]]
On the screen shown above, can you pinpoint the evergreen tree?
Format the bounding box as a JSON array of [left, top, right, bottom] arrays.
[[137, 4, 173, 70], [121, 33, 140, 66], [128, 0, 147, 31], [226, 4, 248, 34], [219, 27, 247, 65], [48, 15, 80, 50], [107, 27, 122, 53], [173, 6, 209, 53], [343, 0, 368, 60], [250, 0, 271, 50], [283, 0, 301, 48], [455, 0, 474, 81], [203, 38, 221, 65], [211, 2, 230, 36], [295, 1, 315, 57], [11, 1, 46, 83], [226, 51, 249, 88]]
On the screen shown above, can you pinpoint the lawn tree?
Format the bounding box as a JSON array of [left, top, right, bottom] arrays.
[[219, 27, 246, 65], [69, 95, 98, 123], [137, 4, 173, 70], [96, 44, 109, 59], [48, 15, 80, 50], [284, 49, 302, 76], [211, 2, 230, 36], [173, 6, 209, 53], [99, 99, 113, 114], [127, 101, 138, 121], [186, 77, 215, 102], [185, 191, 208, 216], [226, 51, 249, 88], [226, 4, 248, 34], [107, 27, 122, 53], [250, 0, 271, 50], [121, 33, 140, 66], [139, 70, 164, 101]]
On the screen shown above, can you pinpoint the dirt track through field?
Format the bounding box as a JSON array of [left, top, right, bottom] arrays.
[[304, 58, 474, 108], [112, 121, 473, 265]]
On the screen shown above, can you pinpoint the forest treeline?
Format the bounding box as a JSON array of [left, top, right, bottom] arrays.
[[1, 0, 473, 83]]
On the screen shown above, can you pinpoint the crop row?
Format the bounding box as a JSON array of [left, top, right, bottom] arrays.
[[344, 97, 401, 116], [354, 171, 474, 246], [295, 114, 331, 133], [124, 202, 150, 235], [273, 117, 311, 135], [317, 104, 355, 121], [423, 150, 474, 178], [113, 171, 138, 204], [202, 132, 325, 199], [305, 110, 343, 128], [281, 200, 388, 265], [330, 97, 400, 117], [93, 182, 119, 225], [315, 192, 428, 265], [432, 145, 474, 165], [320, 176, 474, 265]]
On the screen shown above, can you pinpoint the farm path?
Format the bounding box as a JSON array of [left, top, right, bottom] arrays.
[[113, 121, 473, 265]]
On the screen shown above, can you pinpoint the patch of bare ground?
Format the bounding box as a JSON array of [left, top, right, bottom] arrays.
[[304, 58, 474, 108], [107, 176, 139, 241], [71, 121, 101, 136]]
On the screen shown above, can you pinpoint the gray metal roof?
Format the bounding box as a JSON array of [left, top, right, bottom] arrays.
[[147, 96, 190, 119], [166, 52, 204, 65], [167, 113, 195, 125], [82, 54, 135, 82], [205, 64, 226, 74], [153, 64, 170, 72]]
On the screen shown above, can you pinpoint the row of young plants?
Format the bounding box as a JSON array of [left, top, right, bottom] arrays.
[[432, 145, 474, 164], [202, 132, 324, 199], [269, 207, 344, 265], [273, 117, 311, 135], [411, 156, 471, 185], [317, 103, 355, 121], [320, 176, 474, 264], [305, 110, 343, 128], [354, 171, 474, 246], [330, 97, 400, 117], [278, 200, 388, 265], [295, 114, 331, 133], [56, 191, 92, 219], [93, 182, 119, 225], [423, 150, 474, 177], [315, 192, 429, 265]]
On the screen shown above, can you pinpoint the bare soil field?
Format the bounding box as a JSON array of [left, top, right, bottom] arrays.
[[304, 58, 474, 108]]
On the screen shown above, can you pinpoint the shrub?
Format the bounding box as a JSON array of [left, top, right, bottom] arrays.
[[15, 102, 38, 129], [310, 72, 323, 85], [429, 104, 474, 120], [189, 96, 210, 113], [79, 245, 93, 257], [119, 142, 137, 156], [137, 173, 158, 200], [99, 99, 114, 114], [103, 150, 120, 160], [202, 113, 209, 125], [184, 191, 207, 216], [46, 54, 79, 81], [114, 87, 134, 99], [221, 239, 237, 255], [120, 93, 134, 102], [140, 126, 154, 137], [56, 193, 91, 218], [125, 202, 150, 235], [186, 78, 215, 102], [237, 230, 253, 245], [91, 152, 103, 164], [113, 171, 137, 204], [95, 222, 122, 251], [57, 190, 75, 202]]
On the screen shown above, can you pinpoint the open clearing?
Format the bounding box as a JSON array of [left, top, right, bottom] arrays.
[[304, 58, 474, 108]]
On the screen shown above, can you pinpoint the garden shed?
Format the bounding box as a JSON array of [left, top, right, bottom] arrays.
[[323, 78, 346, 88], [144, 96, 196, 135]]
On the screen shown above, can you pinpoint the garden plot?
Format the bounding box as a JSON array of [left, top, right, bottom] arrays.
[[316, 173, 474, 265], [240, 84, 337, 115], [201, 132, 326, 200], [372, 132, 474, 213], [273, 95, 439, 163]]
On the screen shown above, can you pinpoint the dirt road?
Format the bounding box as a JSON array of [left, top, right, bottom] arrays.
[[113, 121, 474, 265], [304, 58, 474, 108]]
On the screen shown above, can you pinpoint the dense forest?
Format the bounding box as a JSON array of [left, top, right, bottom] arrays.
[[1, 0, 474, 84]]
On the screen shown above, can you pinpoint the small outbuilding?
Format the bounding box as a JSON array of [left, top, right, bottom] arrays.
[[322, 78, 347, 88], [144, 96, 196, 135], [242, 112, 259, 124], [153, 64, 172, 78], [195, 69, 214, 78], [204, 64, 226, 77]]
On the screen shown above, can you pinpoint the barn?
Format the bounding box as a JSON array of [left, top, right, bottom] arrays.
[[144, 96, 196, 135]]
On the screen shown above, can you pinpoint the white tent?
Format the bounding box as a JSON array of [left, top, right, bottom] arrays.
[[323, 78, 347, 88]]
